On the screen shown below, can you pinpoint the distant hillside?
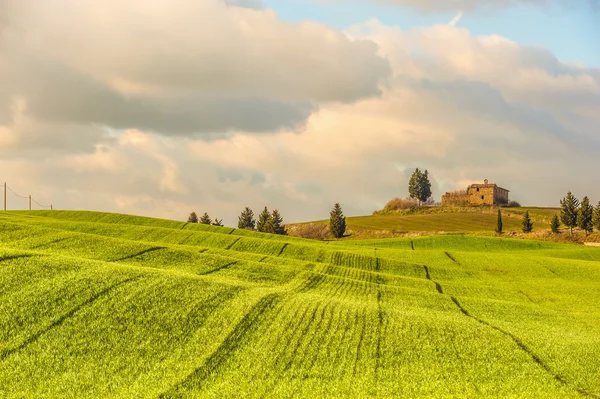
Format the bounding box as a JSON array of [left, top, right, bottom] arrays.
[[1, 210, 600, 398], [286, 207, 572, 240]]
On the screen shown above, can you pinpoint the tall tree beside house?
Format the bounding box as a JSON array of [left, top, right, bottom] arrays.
[[187, 212, 199, 223], [560, 192, 579, 236], [212, 218, 224, 227], [521, 211, 533, 233], [270, 209, 286, 235], [550, 214, 561, 234], [329, 203, 346, 239], [577, 196, 594, 235], [237, 207, 256, 230], [594, 202, 600, 232], [408, 168, 432, 206], [257, 206, 272, 233], [199, 212, 212, 225], [495, 209, 503, 234]]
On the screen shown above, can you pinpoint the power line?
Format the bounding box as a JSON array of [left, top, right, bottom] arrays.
[[3, 182, 54, 211]]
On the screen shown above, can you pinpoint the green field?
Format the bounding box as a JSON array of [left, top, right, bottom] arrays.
[[1, 210, 599, 398]]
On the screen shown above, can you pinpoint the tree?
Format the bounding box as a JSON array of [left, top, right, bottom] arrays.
[[188, 212, 199, 223], [594, 202, 600, 232], [495, 209, 503, 234], [550, 214, 560, 234], [329, 203, 346, 239], [199, 212, 212, 225], [408, 168, 432, 206], [560, 192, 579, 235], [212, 218, 224, 227], [256, 206, 272, 233], [577, 196, 593, 236], [521, 211, 533, 233], [270, 209, 286, 235], [237, 207, 255, 230]]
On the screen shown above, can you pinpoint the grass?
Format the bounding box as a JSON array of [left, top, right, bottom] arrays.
[[0, 210, 599, 398], [286, 206, 568, 240]]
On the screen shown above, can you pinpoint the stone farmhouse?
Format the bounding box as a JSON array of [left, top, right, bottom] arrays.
[[442, 179, 509, 206]]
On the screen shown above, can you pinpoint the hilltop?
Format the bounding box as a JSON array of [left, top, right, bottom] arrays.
[[286, 206, 600, 243], [1, 210, 599, 398]]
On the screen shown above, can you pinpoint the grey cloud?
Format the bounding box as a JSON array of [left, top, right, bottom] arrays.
[[250, 172, 266, 185], [223, 0, 264, 8]]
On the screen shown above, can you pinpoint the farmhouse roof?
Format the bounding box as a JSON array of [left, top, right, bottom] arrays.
[[469, 183, 510, 192]]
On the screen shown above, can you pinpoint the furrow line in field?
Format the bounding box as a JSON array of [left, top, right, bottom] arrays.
[[444, 251, 461, 265], [423, 265, 599, 399], [27, 236, 73, 249], [113, 247, 166, 262], [0, 275, 143, 361], [300, 305, 338, 377], [179, 223, 188, 230], [352, 309, 368, 377], [374, 251, 384, 383], [160, 293, 281, 398], [225, 237, 241, 250], [277, 243, 289, 257], [0, 254, 36, 263], [197, 261, 238, 276]]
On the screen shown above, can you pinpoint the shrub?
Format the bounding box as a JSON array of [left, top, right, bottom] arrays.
[[384, 197, 419, 212], [506, 200, 521, 208]]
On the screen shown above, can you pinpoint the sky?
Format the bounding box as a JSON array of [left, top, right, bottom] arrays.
[[0, 0, 599, 226]]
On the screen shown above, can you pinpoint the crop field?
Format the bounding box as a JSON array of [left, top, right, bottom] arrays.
[[1, 210, 599, 398]]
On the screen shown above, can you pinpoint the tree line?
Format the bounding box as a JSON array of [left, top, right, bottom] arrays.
[[494, 191, 600, 236], [186, 202, 348, 239]]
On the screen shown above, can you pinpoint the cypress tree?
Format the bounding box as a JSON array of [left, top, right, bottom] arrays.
[[521, 211, 533, 233], [418, 170, 433, 205], [495, 209, 503, 234], [329, 203, 346, 239], [271, 209, 286, 235], [256, 206, 271, 233], [199, 212, 212, 225], [577, 196, 593, 235], [560, 192, 579, 235], [594, 202, 600, 232], [408, 168, 421, 206], [187, 212, 199, 223], [212, 218, 224, 227], [550, 214, 560, 234], [237, 207, 255, 230]]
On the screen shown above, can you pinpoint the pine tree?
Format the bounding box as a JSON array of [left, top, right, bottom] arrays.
[[521, 211, 533, 233], [256, 206, 271, 233], [577, 196, 593, 236], [594, 202, 600, 232], [212, 218, 224, 227], [329, 203, 346, 239], [187, 212, 199, 223], [560, 192, 579, 235], [270, 209, 286, 235], [199, 212, 212, 225], [495, 209, 503, 234], [237, 207, 255, 230], [550, 214, 560, 234]]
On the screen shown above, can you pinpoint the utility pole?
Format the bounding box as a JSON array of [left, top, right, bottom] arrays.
[[51, 204, 53, 211], [3, 182, 5, 211], [29, 195, 31, 211]]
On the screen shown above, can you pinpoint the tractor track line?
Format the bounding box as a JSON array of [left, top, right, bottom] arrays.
[[160, 293, 281, 397], [0, 276, 142, 361], [444, 251, 460, 265], [423, 264, 599, 399], [113, 247, 166, 262], [277, 243, 289, 257], [225, 237, 241, 250], [0, 254, 36, 263], [198, 261, 238, 276]]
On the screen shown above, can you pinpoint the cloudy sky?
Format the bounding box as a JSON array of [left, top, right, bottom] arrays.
[[1, 0, 598, 225]]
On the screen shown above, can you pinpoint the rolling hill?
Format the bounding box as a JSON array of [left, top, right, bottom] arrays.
[[1, 210, 599, 398]]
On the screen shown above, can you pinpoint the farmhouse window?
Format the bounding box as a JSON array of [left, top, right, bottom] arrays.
[[481, 196, 484, 200], [476, 188, 480, 192]]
